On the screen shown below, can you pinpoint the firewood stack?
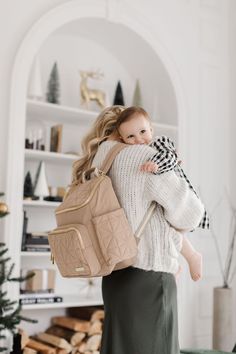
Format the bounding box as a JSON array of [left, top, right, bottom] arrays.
[[21, 307, 104, 354]]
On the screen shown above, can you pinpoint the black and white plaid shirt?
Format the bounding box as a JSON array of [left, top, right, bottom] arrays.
[[149, 135, 209, 230]]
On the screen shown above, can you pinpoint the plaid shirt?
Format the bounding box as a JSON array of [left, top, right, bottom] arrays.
[[149, 135, 209, 230]]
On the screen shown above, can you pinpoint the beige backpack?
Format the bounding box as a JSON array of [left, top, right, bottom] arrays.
[[48, 143, 156, 278]]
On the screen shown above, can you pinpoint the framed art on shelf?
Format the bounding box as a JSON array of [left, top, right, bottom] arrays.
[[50, 124, 62, 153]]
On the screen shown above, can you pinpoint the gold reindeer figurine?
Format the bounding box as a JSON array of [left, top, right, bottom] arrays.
[[80, 70, 106, 110]]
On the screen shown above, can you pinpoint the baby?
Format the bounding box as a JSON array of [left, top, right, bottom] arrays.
[[114, 106, 209, 281]]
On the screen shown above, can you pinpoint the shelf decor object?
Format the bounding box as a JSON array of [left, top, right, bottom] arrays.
[[46, 61, 60, 104], [0, 202, 9, 217], [50, 124, 63, 153], [132, 79, 142, 106], [23, 172, 34, 199], [113, 80, 125, 105], [34, 161, 49, 201], [27, 56, 43, 101], [79, 70, 106, 110]]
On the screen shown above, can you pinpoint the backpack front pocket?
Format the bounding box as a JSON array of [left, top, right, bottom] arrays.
[[92, 208, 138, 266], [48, 224, 101, 277]]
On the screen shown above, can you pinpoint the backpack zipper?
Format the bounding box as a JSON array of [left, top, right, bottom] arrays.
[[55, 175, 106, 215], [49, 226, 85, 249]]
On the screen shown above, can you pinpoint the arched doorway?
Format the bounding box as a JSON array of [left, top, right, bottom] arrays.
[[5, 0, 187, 337]]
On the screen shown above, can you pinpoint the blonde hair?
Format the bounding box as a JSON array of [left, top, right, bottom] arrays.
[[72, 105, 125, 185], [116, 106, 150, 132]]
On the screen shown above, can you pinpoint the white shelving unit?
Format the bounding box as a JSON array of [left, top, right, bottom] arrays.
[[21, 99, 104, 321], [25, 149, 79, 163], [23, 200, 60, 207], [21, 251, 51, 257], [22, 294, 103, 311], [27, 99, 98, 124]]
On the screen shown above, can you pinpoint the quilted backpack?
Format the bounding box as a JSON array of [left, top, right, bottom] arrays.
[[48, 143, 156, 278]]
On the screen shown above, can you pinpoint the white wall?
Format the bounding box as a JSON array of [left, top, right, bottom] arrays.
[[229, 1, 236, 202], [0, 0, 233, 349], [229, 0, 236, 343]]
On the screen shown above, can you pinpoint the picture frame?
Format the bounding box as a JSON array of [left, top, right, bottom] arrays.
[[50, 124, 62, 152]]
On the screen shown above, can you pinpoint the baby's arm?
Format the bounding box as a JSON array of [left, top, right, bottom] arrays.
[[140, 136, 179, 175], [140, 161, 159, 173], [140, 148, 177, 174]]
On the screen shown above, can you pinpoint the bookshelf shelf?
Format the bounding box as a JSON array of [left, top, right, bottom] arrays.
[[25, 149, 79, 162], [22, 294, 103, 310], [21, 251, 51, 257], [23, 200, 60, 207], [27, 99, 98, 124]]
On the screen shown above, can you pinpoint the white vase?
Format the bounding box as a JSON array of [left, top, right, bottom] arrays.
[[213, 287, 233, 351]]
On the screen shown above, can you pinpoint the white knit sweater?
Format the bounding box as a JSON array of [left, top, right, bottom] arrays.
[[93, 141, 204, 274]]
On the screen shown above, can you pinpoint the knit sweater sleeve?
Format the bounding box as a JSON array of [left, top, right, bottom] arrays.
[[145, 170, 205, 232]]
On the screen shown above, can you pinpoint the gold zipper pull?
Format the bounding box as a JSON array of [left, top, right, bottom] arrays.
[[51, 253, 55, 264]]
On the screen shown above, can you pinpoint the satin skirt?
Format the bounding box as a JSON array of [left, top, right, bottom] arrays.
[[100, 266, 180, 354]]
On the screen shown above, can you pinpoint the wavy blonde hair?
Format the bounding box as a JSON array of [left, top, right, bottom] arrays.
[[72, 105, 125, 185]]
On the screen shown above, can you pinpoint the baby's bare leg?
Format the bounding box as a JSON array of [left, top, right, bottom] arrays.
[[181, 236, 202, 281]]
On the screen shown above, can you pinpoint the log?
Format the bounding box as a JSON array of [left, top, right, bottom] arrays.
[[90, 310, 104, 323], [46, 325, 85, 346], [56, 349, 67, 354], [77, 340, 87, 353], [71, 349, 80, 354], [88, 320, 102, 336], [67, 306, 103, 321], [27, 338, 57, 354], [19, 328, 29, 349], [52, 316, 90, 332], [85, 334, 102, 351], [23, 348, 37, 354], [36, 333, 72, 352]]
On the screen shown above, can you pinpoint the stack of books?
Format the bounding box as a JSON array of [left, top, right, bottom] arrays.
[[20, 291, 63, 305], [23, 232, 50, 252]]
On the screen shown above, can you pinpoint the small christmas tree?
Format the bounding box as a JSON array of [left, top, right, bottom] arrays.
[[0, 193, 36, 352], [46, 62, 60, 104], [23, 172, 34, 199], [132, 79, 142, 107], [113, 81, 125, 105]]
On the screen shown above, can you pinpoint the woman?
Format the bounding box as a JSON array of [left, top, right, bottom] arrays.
[[72, 106, 204, 354]]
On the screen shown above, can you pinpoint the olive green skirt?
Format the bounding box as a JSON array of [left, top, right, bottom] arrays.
[[101, 266, 179, 354]]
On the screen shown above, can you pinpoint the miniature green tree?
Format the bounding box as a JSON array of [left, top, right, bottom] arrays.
[[46, 62, 60, 104], [0, 193, 36, 352]]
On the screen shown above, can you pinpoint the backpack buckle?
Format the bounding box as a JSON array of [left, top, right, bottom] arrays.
[[81, 167, 103, 183]]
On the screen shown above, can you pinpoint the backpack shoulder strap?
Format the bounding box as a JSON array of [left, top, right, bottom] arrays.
[[101, 142, 127, 174]]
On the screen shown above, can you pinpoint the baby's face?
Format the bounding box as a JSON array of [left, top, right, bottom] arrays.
[[118, 114, 153, 145]]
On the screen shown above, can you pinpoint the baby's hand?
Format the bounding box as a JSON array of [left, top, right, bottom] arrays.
[[140, 161, 159, 173]]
